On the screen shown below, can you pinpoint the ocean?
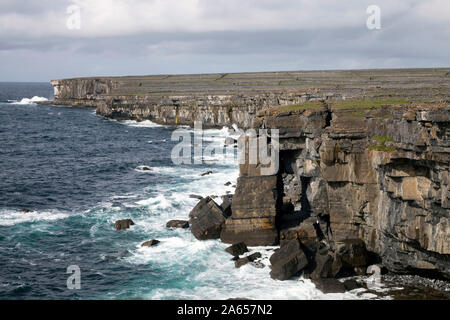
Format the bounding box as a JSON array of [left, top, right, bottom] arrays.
[[0, 82, 380, 300]]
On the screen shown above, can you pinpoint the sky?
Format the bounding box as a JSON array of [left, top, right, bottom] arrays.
[[0, 0, 449, 82]]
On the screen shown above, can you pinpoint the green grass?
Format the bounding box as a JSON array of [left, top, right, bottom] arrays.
[[373, 136, 394, 143], [330, 98, 409, 110], [272, 101, 325, 112], [328, 98, 410, 118], [368, 136, 397, 152]]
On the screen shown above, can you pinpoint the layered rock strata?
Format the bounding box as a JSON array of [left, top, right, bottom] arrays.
[[48, 69, 450, 129], [246, 101, 449, 279]]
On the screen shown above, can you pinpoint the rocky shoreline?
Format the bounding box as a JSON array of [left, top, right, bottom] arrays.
[[48, 69, 449, 298], [110, 105, 449, 298]]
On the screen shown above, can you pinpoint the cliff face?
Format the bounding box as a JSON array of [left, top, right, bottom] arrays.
[[49, 68, 450, 128], [95, 93, 316, 129], [223, 102, 450, 278]]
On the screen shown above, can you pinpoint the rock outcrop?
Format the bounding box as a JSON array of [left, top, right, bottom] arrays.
[[235, 252, 262, 268], [141, 239, 160, 247], [269, 239, 309, 280], [114, 219, 135, 230], [189, 197, 228, 240], [220, 175, 280, 246], [249, 101, 450, 279], [166, 220, 189, 229], [225, 242, 249, 256]]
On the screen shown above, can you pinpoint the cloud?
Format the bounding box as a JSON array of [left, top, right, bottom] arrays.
[[0, 0, 449, 81]]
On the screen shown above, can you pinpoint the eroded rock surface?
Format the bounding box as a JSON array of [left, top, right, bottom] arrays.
[[255, 102, 450, 279], [189, 197, 227, 240]]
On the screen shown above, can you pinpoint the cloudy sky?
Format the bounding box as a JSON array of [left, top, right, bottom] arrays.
[[0, 0, 449, 82]]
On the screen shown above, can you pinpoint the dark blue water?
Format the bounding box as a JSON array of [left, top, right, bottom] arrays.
[[0, 83, 245, 300]]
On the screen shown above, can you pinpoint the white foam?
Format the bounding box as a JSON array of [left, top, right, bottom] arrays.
[[136, 194, 173, 210], [0, 209, 71, 226], [119, 120, 164, 128], [11, 96, 48, 105], [87, 126, 384, 300], [127, 236, 375, 300]]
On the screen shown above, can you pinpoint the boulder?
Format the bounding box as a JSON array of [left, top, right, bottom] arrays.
[[189, 197, 227, 240], [221, 175, 280, 246], [114, 219, 135, 230], [189, 194, 203, 200], [166, 220, 189, 229], [269, 239, 309, 280], [104, 250, 130, 261], [235, 252, 262, 268], [141, 166, 152, 171], [141, 239, 160, 247], [225, 242, 248, 256], [312, 278, 346, 294], [200, 171, 213, 176], [343, 279, 363, 291]]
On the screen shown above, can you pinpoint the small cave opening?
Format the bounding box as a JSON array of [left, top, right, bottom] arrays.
[[276, 149, 314, 231], [325, 107, 332, 128]]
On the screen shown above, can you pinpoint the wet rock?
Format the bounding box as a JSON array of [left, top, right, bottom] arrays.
[[166, 220, 189, 229], [18, 209, 33, 213], [235, 252, 262, 268], [269, 239, 309, 280], [104, 250, 130, 261], [189, 194, 203, 200], [114, 219, 135, 230], [312, 278, 346, 294], [141, 239, 160, 247], [251, 261, 265, 269], [141, 166, 151, 171], [225, 242, 248, 256], [343, 279, 363, 291], [224, 181, 232, 186], [189, 197, 227, 240], [200, 170, 213, 176]]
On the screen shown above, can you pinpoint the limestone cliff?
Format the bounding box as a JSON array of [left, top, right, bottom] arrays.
[[223, 100, 450, 279], [48, 68, 450, 128]]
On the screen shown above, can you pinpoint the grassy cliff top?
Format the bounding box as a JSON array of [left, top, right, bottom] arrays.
[[53, 68, 450, 100]]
